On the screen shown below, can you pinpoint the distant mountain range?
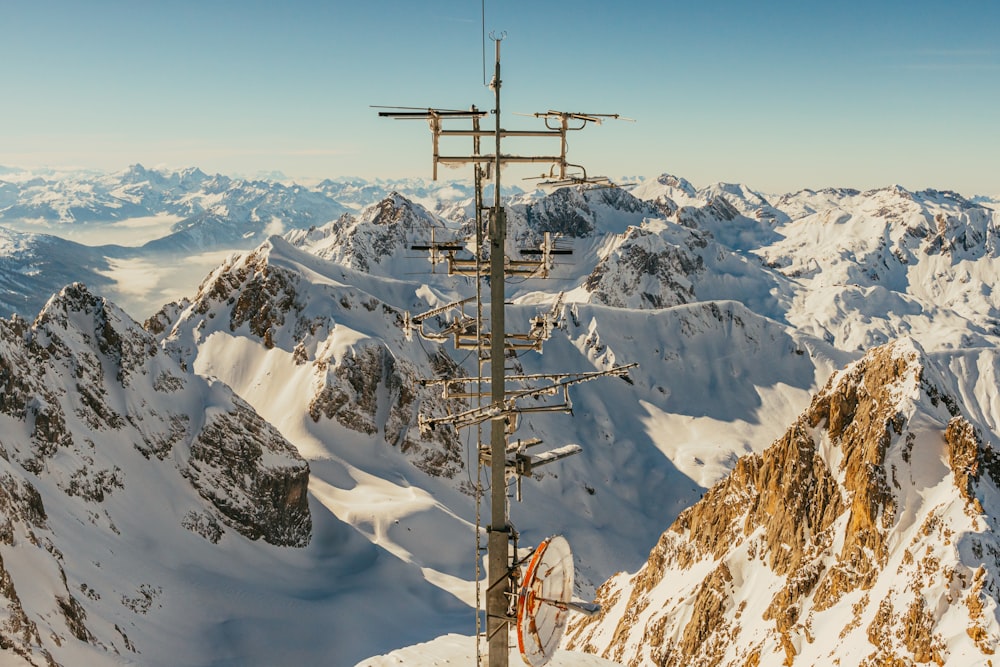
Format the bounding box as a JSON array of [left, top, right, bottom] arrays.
[[2, 165, 1000, 665]]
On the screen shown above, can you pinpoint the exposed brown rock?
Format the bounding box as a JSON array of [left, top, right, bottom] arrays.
[[808, 345, 915, 610], [673, 562, 734, 666], [575, 339, 1000, 666]]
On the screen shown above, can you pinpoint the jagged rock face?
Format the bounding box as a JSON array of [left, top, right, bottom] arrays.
[[754, 188, 1000, 351], [581, 213, 787, 316], [286, 193, 464, 276], [567, 339, 1000, 666], [0, 471, 58, 666], [160, 237, 465, 478], [584, 226, 707, 309], [1, 283, 311, 547], [0, 283, 312, 666], [517, 186, 660, 239], [186, 395, 311, 547], [761, 189, 999, 289], [307, 341, 463, 477]]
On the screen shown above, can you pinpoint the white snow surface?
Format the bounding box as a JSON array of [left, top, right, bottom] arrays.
[[2, 166, 1000, 665]]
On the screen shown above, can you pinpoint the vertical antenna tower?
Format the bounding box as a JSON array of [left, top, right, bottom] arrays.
[[378, 35, 633, 667]]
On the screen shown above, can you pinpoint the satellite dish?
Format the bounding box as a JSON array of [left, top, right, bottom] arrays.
[[516, 535, 574, 667]]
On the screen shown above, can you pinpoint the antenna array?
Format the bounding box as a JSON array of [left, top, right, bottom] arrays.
[[378, 36, 632, 667]]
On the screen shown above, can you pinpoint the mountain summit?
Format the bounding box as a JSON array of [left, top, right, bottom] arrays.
[[567, 338, 1000, 666], [0, 283, 310, 665]]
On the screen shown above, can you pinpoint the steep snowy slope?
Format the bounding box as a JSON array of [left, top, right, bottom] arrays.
[[155, 235, 467, 477], [149, 232, 841, 656], [500, 186, 792, 319], [568, 338, 1000, 666], [0, 284, 313, 666]]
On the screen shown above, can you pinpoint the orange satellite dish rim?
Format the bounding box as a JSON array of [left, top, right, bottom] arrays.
[[516, 535, 574, 667]]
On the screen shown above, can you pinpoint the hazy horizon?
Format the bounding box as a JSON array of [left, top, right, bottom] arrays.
[[3, 0, 998, 195]]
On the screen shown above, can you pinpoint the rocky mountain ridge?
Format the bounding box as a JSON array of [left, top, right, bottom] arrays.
[[0, 283, 310, 665], [567, 338, 1000, 666], [3, 166, 1000, 665], [154, 236, 466, 478]]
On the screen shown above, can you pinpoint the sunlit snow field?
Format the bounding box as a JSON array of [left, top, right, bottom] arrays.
[[4, 169, 1000, 665]]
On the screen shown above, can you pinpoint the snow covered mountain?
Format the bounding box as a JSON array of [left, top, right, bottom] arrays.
[[0, 284, 310, 666], [0, 226, 124, 318], [0, 163, 349, 253], [0, 166, 490, 321], [567, 338, 1000, 666], [284, 191, 469, 278], [764, 186, 1000, 352], [0, 165, 492, 255], [3, 166, 1000, 665]]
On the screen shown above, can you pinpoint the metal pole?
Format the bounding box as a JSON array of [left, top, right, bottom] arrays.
[[472, 105, 485, 667], [486, 36, 510, 667]]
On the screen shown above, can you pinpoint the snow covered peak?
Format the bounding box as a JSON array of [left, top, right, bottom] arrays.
[[510, 186, 660, 239], [568, 339, 1000, 665], [363, 191, 427, 225], [697, 182, 788, 224], [33, 282, 158, 387], [631, 173, 699, 202], [285, 192, 460, 276], [158, 234, 467, 478], [0, 283, 313, 664]]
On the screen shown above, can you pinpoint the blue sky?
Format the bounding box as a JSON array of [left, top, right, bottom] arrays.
[[1, 0, 998, 194]]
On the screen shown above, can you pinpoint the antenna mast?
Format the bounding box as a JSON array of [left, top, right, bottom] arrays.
[[378, 35, 632, 667], [487, 35, 510, 667]]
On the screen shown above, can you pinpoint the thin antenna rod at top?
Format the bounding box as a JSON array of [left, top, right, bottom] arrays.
[[481, 0, 487, 86]]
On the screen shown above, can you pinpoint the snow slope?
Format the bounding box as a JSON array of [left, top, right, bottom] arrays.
[[569, 339, 1000, 666], [3, 167, 1000, 665], [0, 284, 329, 666]]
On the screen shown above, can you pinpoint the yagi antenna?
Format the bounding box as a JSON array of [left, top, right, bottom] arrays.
[[371, 105, 475, 113], [373, 106, 490, 120]]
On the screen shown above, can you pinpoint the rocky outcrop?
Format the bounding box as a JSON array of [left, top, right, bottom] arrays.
[[584, 226, 707, 309], [159, 237, 465, 478], [185, 394, 310, 547], [0, 284, 315, 665], [517, 186, 660, 239], [2, 284, 313, 544], [307, 341, 462, 476], [286, 193, 462, 276], [567, 339, 1000, 666]]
